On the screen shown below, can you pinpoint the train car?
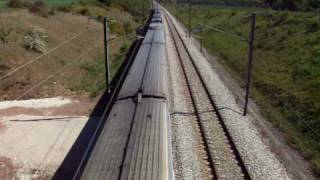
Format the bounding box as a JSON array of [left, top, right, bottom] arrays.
[[118, 21, 166, 99], [80, 8, 173, 180]]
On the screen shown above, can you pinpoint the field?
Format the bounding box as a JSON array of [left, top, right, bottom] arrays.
[[165, 4, 320, 175], [0, 1, 5, 9], [0, 3, 138, 100], [0, 1, 144, 178], [41, 0, 83, 6], [0, 0, 96, 8]]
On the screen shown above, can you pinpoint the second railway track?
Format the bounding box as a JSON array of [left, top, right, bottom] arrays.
[[163, 9, 251, 180]]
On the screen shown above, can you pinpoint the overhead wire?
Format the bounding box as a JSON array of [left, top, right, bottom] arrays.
[[0, 24, 103, 102], [199, 23, 248, 42], [0, 29, 94, 81], [0, 19, 136, 174], [14, 42, 103, 100], [4, 37, 104, 158], [174, 3, 320, 145], [199, 13, 320, 142], [1, 22, 137, 170]]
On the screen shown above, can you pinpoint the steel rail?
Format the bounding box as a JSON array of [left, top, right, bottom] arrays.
[[164, 10, 251, 180], [164, 12, 217, 180]]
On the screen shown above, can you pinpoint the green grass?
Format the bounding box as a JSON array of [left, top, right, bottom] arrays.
[[0, 0, 140, 98], [0, 0, 7, 9], [73, 38, 130, 98], [165, 4, 320, 176], [64, 2, 138, 98], [44, 0, 98, 7], [0, 0, 96, 8], [42, 0, 80, 7]]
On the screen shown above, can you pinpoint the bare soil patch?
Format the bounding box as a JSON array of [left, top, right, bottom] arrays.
[[0, 157, 17, 180], [0, 96, 98, 179], [0, 96, 95, 118], [0, 120, 5, 131]]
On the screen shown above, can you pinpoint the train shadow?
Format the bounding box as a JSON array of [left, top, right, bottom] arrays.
[[52, 91, 109, 180], [52, 35, 143, 180], [52, 13, 152, 179]]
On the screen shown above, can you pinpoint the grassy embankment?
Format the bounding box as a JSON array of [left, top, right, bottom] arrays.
[[165, 4, 320, 175], [0, 0, 147, 99], [0, 1, 5, 9], [0, 0, 95, 8]]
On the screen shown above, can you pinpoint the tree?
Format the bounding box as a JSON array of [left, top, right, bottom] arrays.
[[259, 0, 302, 10], [98, 0, 112, 6], [307, 0, 320, 8], [279, 0, 300, 10], [265, 0, 276, 7]]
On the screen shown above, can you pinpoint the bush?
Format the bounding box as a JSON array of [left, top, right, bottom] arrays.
[[7, 0, 50, 17], [48, 8, 56, 15], [309, 0, 320, 8], [23, 26, 48, 53], [28, 0, 49, 17], [57, 6, 71, 12], [109, 21, 125, 35], [99, 0, 111, 6], [78, 6, 89, 15], [120, 44, 128, 53], [123, 21, 133, 34], [7, 0, 31, 8], [306, 22, 319, 33], [0, 26, 14, 47]]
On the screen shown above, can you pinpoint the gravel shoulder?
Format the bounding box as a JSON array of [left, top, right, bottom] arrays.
[[163, 7, 297, 180], [192, 35, 316, 180], [164, 13, 205, 180], [162, 7, 316, 180]]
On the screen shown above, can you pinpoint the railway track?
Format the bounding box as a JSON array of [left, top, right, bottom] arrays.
[[75, 5, 251, 179], [163, 10, 251, 180]]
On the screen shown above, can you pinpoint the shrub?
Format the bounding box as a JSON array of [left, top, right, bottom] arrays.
[[28, 0, 49, 17], [33, 0, 45, 7], [0, 26, 15, 47], [48, 8, 56, 15], [79, 6, 89, 15], [23, 26, 48, 53], [7, 0, 50, 17], [109, 21, 125, 35], [99, 0, 111, 6], [57, 6, 71, 12], [123, 21, 133, 34], [306, 22, 319, 33], [120, 44, 128, 54], [7, 0, 31, 8]]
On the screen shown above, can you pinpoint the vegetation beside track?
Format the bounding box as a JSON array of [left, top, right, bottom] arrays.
[[165, 4, 320, 176], [176, 0, 320, 11], [0, 0, 145, 99]]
